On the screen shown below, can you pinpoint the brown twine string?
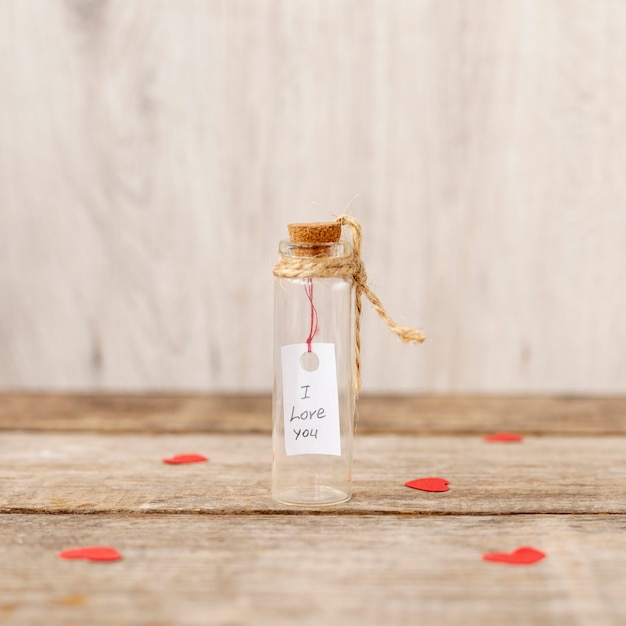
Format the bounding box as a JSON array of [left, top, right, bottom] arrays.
[[273, 214, 425, 393]]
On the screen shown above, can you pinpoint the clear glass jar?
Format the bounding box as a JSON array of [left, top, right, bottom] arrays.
[[272, 240, 355, 505]]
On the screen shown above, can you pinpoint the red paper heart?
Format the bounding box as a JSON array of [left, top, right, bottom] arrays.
[[59, 546, 123, 562], [404, 477, 450, 492], [162, 454, 208, 464], [484, 432, 523, 442], [482, 546, 546, 565]]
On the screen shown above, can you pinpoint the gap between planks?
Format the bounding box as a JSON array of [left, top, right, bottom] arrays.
[[2, 509, 626, 517]]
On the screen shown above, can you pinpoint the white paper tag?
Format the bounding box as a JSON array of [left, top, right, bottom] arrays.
[[281, 343, 341, 456]]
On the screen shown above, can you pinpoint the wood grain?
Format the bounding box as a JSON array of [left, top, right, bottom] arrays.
[[1, 393, 625, 434], [0, 513, 624, 626], [1, 432, 624, 515], [0, 392, 624, 625], [1, 1, 626, 393]]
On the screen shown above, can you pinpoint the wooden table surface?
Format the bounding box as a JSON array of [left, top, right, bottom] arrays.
[[1, 394, 625, 626]]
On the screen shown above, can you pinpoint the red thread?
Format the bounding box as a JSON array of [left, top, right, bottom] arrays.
[[304, 279, 319, 352]]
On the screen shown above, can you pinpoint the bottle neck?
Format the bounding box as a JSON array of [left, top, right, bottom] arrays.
[[279, 240, 351, 259]]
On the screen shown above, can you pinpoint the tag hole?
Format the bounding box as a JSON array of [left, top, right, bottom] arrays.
[[300, 351, 319, 372]]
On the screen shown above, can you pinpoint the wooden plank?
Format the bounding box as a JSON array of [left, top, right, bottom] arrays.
[[1, 1, 626, 394], [1, 393, 625, 434], [1, 433, 624, 515], [0, 393, 273, 434], [0, 513, 624, 626]]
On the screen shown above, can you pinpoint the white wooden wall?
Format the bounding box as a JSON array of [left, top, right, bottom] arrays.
[[1, 0, 625, 393]]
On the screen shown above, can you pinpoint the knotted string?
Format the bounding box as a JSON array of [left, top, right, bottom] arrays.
[[273, 214, 425, 393]]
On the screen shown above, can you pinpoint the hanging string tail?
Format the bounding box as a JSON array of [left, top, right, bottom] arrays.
[[273, 215, 425, 394], [336, 215, 426, 393]]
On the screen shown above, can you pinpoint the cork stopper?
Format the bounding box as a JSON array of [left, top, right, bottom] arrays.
[[287, 222, 342, 257], [288, 222, 342, 244]]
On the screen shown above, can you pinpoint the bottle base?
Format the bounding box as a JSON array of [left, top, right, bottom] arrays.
[[272, 484, 351, 506]]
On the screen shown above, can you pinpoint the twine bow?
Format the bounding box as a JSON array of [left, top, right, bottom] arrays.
[[273, 215, 425, 393]]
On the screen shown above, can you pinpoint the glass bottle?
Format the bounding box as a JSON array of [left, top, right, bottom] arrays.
[[272, 224, 355, 505]]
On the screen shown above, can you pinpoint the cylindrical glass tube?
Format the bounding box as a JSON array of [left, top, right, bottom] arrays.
[[272, 239, 355, 505]]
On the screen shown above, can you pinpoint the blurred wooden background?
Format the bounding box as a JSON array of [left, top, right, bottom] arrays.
[[1, 0, 625, 393]]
